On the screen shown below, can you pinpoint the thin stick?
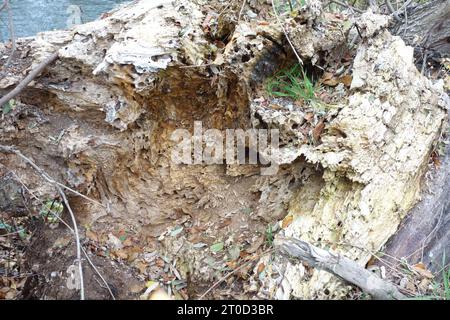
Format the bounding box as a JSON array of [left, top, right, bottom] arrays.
[[56, 185, 84, 299], [0, 145, 85, 300], [0, 52, 59, 107], [6, 166, 116, 300], [55, 182, 105, 208], [271, 0, 303, 65], [385, 0, 401, 22], [237, 0, 247, 23], [287, 0, 293, 12]]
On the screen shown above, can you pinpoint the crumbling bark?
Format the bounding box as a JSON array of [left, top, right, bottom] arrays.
[[379, 114, 450, 274], [391, 0, 450, 61], [255, 9, 448, 299]]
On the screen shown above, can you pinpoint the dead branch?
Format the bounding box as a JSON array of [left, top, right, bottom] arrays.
[[0, 144, 85, 300], [7, 170, 115, 299], [385, 0, 401, 22], [274, 236, 406, 300], [0, 52, 59, 107], [271, 0, 303, 65]]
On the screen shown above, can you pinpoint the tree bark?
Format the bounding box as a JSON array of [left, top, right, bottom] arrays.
[[391, 0, 450, 61]]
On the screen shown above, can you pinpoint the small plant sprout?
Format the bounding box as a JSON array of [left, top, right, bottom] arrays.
[[265, 223, 274, 246], [266, 64, 320, 104], [40, 199, 64, 225]]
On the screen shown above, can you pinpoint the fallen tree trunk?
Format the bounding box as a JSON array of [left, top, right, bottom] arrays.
[[275, 237, 406, 299], [391, 0, 450, 61], [379, 110, 450, 274]]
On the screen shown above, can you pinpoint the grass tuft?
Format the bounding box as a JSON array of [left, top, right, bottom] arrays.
[[266, 64, 320, 103]]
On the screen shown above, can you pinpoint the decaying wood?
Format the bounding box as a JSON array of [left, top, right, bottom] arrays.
[[380, 115, 450, 274], [255, 9, 448, 299], [0, 144, 85, 300], [0, 52, 58, 107], [391, 0, 450, 60], [275, 237, 406, 300]]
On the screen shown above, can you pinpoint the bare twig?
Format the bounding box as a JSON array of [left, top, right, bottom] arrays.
[[271, 0, 303, 65], [386, 0, 402, 22], [8, 170, 115, 299], [0, 229, 25, 237], [0, 145, 85, 300], [56, 185, 84, 300], [275, 236, 406, 300], [0, 52, 59, 107], [287, 0, 293, 12], [386, 0, 413, 22], [237, 0, 247, 23]]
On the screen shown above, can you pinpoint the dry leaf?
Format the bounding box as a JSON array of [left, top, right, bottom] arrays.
[[226, 260, 238, 269], [86, 230, 98, 242], [304, 112, 314, 122], [245, 236, 264, 254], [281, 215, 293, 229], [155, 258, 165, 268], [340, 74, 353, 87], [312, 119, 325, 142], [135, 261, 148, 274], [257, 263, 265, 274], [114, 249, 128, 260], [412, 263, 434, 279]]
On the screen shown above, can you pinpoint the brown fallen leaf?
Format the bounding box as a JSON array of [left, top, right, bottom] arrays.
[[245, 235, 264, 254], [340, 74, 353, 87], [155, 258, 165, 268], [281, 215, 293, 229], [122, 237, 133, 247], [257, 263, 265, 274], [320, 72, 334, 82], [412, 263, 434, 279], [304, 112, 314, 122], [114, 249, 128, 260], [312, 119, 325, 142], [86, 229, 99, 242], [226, 260, 238, 269], [321, 74, 353, 87], [135, 261, 148, 274]]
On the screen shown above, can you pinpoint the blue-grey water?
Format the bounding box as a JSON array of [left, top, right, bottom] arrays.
[[0, 0, 130, 41]]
